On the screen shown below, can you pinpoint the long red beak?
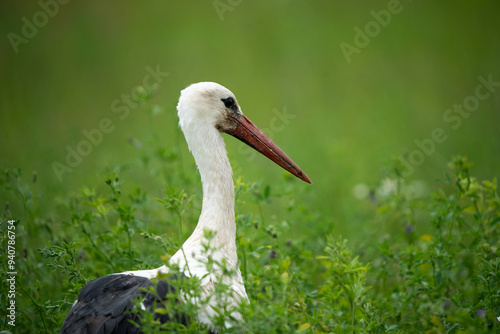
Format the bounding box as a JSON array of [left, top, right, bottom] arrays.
[[223, 114, 312, 184]]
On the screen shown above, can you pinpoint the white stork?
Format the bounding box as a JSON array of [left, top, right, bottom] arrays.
[[60, 82, 311, 333]]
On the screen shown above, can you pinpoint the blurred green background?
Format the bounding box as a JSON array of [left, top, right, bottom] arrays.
[[1, 0, 499, 240]]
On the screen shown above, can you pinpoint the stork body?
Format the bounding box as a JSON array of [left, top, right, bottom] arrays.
[[60, 82, 311, 333]]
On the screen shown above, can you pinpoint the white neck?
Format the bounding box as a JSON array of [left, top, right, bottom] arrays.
[[170, 122, 238, 273], [192, 126, 236, 251], [122, 123, 247, 327]]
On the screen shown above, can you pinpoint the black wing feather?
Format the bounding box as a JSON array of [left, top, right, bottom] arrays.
[[60, 274, 187, 334]]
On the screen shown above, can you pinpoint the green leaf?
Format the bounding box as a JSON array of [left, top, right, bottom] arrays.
[[297, 323, 311, 332]]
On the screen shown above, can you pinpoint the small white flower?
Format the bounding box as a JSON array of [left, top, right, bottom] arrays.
[[377, 178, 397, 198], [352, 183, 369, 200], [497, 315, 500, 322]]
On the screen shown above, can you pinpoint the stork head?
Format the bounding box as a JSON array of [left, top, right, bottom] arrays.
[[177, 82, 312, 184]]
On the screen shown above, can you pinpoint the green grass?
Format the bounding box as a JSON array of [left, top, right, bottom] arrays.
[[1, 1, 499, 240], [1, 151, 499, 332]]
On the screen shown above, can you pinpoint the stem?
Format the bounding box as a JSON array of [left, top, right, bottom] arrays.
[[180, 246, 193, 278], [350, 298, 355, 331], [241, 245, 247, 283], [18, 281, 48, 333], [81, 223, 115, 271], [124, 219, 132, 255], [257, 200, 265, 224], [177, 211, 183, 239]]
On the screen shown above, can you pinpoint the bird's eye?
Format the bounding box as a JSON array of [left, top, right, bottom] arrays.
[[221, 97, 238, 112]]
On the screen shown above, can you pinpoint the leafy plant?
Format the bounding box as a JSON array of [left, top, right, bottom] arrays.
[[1, 148, 498, 333]]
